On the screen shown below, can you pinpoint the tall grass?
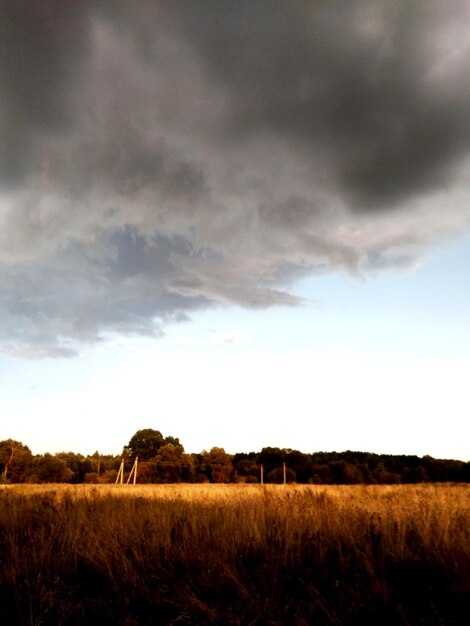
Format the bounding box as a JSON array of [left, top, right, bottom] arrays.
[[0, 484, 469, 625]]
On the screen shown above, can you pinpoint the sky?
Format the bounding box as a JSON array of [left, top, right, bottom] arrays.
[[1, 1, 470, 460]]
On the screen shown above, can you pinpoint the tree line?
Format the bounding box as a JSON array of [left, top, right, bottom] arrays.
[[1, 428, 469, 484]]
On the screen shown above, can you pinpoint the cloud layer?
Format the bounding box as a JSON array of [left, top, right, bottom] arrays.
[[2, 0, 470, 356]]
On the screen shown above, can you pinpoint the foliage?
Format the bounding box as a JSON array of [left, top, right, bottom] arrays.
[[98, 468, 119, 484], [258, 446, 286, 475], [137, 446, 195, 483], [200, 447, 233, 483], [124, 428, 181, 461], [1, 433, 469, 485], [0, 439, 32, 483], [55, 452, 94, 483], [267, 466, 296, 484], [26, 454, 73, 483], [233, 458, 260, 483], [154, 444, 195, 483]]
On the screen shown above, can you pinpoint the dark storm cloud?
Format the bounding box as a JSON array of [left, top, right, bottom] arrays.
[[2, 0, 470, 356], [0, 0, 91, 185], [169, 0, 470, 208]]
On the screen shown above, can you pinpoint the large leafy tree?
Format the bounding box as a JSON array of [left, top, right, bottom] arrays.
[[55, 452, 94, 483], [26, 454, 73, 483], [201, 447, 233, 483], [124, 429, 181, 461], [154, 444, 194, 483], [258, 447, 286, 475], [0, 439, 32, 483], [234, 457, 261, 483]]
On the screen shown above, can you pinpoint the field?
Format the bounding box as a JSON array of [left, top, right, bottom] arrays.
[[0, 484, 469, 625]]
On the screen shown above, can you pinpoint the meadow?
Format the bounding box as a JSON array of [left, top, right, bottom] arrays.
[[0, 483, 469, 625]]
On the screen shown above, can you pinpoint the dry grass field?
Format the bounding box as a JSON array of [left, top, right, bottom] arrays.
[[0, 483, 469, 625]]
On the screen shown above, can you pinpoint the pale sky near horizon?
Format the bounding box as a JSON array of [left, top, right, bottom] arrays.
[[1, 1, 470, 461]]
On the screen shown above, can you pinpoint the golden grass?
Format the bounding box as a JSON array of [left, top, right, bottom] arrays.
[[0, 484, 469, 625]]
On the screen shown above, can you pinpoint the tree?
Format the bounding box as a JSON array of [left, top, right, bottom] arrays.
[[267, 466, 297, 484], [286, 450, 311, 483], [89, 452, 121, 476], [154, 444, 194, 483], [55, 452, 94, 483], [124, 429, 181, 461], [0, 439, 32, 483], [201, 447, 233, 483], [233, 458, 261, 483], [330, 460, 362, 484], [258, 447, 286, 475], [26, 454, 73, 483]]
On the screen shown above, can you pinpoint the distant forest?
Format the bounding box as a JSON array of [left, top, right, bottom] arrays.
[[1, 429, 469, 484]]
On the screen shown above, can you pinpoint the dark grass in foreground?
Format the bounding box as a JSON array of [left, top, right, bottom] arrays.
[[0, 484, 469, 625]]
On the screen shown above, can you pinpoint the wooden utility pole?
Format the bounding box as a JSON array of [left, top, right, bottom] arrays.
[[283, 462, 287, 485], [115, 459, 124, 485], [126, 457, 138, 485], [260, 464, 264, 485]]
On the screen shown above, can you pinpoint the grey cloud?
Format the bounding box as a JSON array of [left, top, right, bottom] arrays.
[[169, 0, 470, 208], [0, 229, 215, 350], [2, 345, 78, 360], [2, 1, 470, 356], [0, 0, 91, 186]]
